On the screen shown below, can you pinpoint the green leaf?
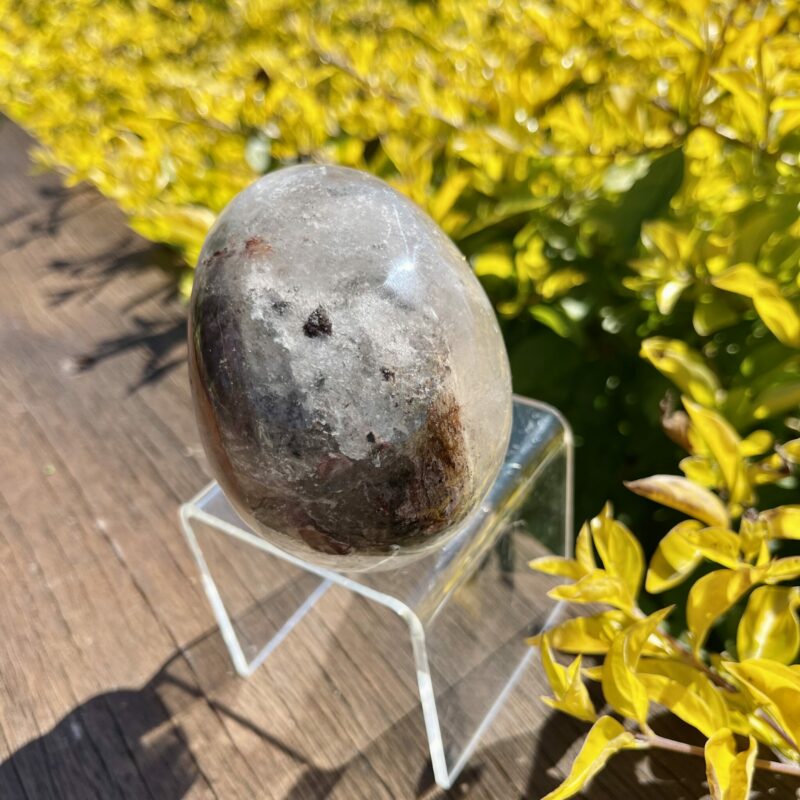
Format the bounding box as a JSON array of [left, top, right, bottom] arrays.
[[606, 148, 685, 250], [752, 381, 800, 420], [530, 304, 574, 338]]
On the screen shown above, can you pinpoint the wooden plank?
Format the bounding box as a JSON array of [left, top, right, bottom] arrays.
[[0, 116, 794, 799]]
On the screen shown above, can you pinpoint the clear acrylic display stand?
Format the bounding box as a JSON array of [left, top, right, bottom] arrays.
[[179, 395, 572, 790]]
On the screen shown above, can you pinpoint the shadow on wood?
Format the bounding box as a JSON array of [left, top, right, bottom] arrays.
[[70, 313, 187, 392], [0, 624, 332, 799], [3, 597, 793, 799], [46, 234, 188, 391], [0, 663, 199, 799]]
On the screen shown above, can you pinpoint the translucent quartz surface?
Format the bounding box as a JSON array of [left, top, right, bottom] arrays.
[[180, 396, 572, 790], [189, 165, 512, 570]]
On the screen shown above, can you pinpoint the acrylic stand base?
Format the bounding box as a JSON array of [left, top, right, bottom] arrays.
[[179, 396, 572, 790]]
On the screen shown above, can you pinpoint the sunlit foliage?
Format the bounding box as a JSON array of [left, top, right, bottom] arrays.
[[3, 1, 800, 794], [531, 399, 800, 796], [2, 0, 798, 532]]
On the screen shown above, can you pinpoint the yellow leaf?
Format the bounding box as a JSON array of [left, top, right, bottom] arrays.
[[528, 610, 633, 655], [640, 219, 695, 263], [581, 665, 604, 681], [640, 338, 721, 406], [178, 269, 195, 299], [667, 15, 705, 50], [625, 475, 729, 528], [540, 633, 570, 697], [737, 586, 800, 664], [589, 503, 644, 603], [428, 171, 471, 222], [739, 514, 767, 563], [529, 556, 586, 580], [753, 296, 800, 347], [711, 263, 767, 295], [541, 685, 596, 723], [602, 607, 673, 726], [685, 526, 742, 569], [726, 657, 800, 704], [472, 247, 514, 279], [760, 506, 800, 540], [763, 556, 800, 583], [687, 568, 756, 653], [548, 570, 635, 612], [539, 269, 587, 301], [133, 204, 215, 266], [542, 656, 597, 722], [724, 659, 800, 756], [711, 67, 764, 140], [750, 291, 800, 350], [705, 729, 757, 800], [539, 637, 597, 723], [657, 279, 689, 315], [740, 430, 774, 458], [713, 265, 800, 348], [646, 520, 704, 593], [541, 717, 644, 800], [748, 452, 790, 486], [755, 540, 771, 568], [683, 398, 751, 505], [778, 439, 800, 464], [574, 522, 597, 572], [638, 658, 729, 737], [746, 711, 794, 754], [680, 455, 719, 488]]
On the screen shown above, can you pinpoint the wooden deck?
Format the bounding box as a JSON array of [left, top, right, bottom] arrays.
[[0, 117, 793, 800]]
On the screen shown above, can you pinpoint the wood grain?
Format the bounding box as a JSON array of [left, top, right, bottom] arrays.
[[0, 116, 793, 799]]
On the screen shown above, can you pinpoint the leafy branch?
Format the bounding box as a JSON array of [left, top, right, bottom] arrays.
[[530, 395, 800, 799]]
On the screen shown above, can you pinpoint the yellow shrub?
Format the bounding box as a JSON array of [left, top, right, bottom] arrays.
[[2, 0, 798, 300], [4, 4, 800, 795], [531, 401, 800, 797]]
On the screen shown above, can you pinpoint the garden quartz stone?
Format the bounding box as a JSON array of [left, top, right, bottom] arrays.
[[189, 165, 512, 571]]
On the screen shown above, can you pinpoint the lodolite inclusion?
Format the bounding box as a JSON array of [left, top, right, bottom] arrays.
[[189, 165, 512, 570]]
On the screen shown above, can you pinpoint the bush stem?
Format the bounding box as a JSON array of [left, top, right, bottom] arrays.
[[642, 733, 800, 778]]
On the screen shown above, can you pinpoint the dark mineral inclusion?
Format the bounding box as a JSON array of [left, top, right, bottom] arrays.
[[189, 165, 512, 570]]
